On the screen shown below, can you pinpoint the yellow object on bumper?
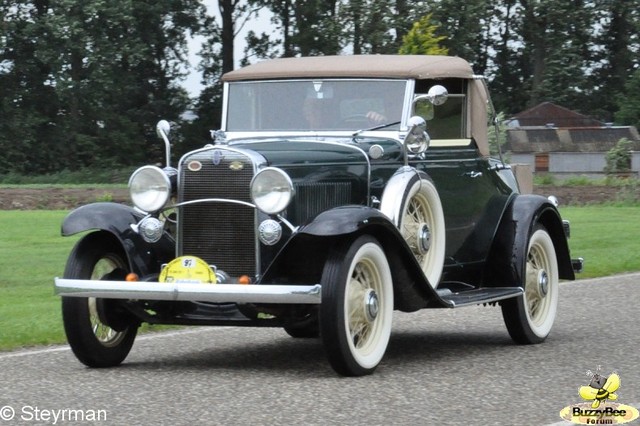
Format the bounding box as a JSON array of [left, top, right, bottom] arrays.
[[159, 256, 217, 284]]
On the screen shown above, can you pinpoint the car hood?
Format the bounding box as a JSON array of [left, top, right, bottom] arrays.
[[229, 137, 403, 166]]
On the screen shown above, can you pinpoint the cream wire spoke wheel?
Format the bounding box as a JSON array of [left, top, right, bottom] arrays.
[[502, 225, 559, 344], [399, 177, 445, 287], [320, 236, 393, 376]]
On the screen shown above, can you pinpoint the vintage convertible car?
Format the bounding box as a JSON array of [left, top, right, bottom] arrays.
[[54, 55, 582, 376]]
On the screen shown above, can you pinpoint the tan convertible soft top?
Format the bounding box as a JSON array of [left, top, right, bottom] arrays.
[[222, 55, 475, 81], [222, 55, 490, 157]]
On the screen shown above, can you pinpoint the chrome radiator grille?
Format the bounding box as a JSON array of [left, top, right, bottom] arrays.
[[178, 149, 256, 277]]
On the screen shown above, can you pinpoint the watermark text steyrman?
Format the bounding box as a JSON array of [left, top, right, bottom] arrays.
[[0, 405, 107, 424]]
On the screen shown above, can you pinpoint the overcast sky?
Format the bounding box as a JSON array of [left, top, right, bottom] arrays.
[[183, 2, 272, 97]]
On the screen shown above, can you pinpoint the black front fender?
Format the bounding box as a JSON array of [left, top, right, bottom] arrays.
[[297, 205, 398, 236], [62, 203, 175, 276], [261, 206, 447, 311], [484, 194, 575, 288]]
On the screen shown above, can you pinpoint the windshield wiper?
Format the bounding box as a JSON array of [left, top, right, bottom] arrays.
[[352, 121, 401, 139]]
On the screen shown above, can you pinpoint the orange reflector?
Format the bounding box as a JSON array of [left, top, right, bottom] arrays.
[[238, 275, 251, 285], [125, 273, 139, 282]]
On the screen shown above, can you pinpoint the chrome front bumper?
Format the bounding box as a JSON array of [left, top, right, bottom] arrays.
[[54, 278, 322, 304]]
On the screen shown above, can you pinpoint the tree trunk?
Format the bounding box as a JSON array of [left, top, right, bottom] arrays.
[[220, 0, 235, 73], [521, 0, 547, 107]]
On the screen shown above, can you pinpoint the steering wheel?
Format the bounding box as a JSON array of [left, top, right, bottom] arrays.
[[337, 114, 371, 128]]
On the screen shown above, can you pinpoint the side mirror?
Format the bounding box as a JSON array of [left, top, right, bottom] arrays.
[[427, 85, 448, 105], [156, 120, 172, 168], [413, 84, 449, 106]]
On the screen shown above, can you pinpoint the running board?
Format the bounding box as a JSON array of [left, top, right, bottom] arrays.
[[435, 287, 523, 308]]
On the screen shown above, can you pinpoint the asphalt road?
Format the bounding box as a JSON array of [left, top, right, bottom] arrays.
[[1, 273, 639, 426]]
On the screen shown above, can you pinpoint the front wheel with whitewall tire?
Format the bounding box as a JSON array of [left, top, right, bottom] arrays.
[[319, 235, 393, 376], [61, 234, 139, 367]]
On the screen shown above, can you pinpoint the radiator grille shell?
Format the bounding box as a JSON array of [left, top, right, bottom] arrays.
[[177, 148, 361, 279], [178, 149, 257, 277]]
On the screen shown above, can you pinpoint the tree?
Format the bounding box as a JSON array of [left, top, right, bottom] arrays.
[[490, 0, 530, 113], [293, 0, 341, 55], [184, 16, 225, 156], [615, 69, 640, 128], [0, 0, 204, 174], [398, 14, 448, 55], [507, 1, 595, 111], [245, 0, 294, 58], [2, 0, 640, 177], [246, 0, 341, 58], [484, 1, 603, 116], [50, 0, 204, 167], [428, 0, 495, 73], [192, 0, 268, 151], [588, 0, 640, 121], [219, 0, 260, 72], [604, 138, 632, 175], [0, 0, 63, 174], [341, 0, 441, 54], [195, 0, 261, 153]]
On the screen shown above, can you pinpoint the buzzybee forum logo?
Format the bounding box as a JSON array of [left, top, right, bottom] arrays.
[[560, 367, 639, 424]]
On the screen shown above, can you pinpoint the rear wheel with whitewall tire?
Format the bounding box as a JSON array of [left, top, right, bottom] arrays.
[[501, 224, 559, 344]]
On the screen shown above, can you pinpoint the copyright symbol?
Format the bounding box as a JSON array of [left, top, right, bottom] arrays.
[[0, 406, 15, 421]]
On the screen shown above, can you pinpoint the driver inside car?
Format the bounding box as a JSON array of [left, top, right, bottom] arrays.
[[302, 97, 331, 129]]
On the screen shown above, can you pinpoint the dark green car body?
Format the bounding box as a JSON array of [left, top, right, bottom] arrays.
[[55, 55, 581, 376]]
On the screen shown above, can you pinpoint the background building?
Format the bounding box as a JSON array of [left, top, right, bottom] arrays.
[[505, 102, 640, 179]]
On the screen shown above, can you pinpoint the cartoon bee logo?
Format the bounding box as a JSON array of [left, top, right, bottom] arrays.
[[578, 368, 620, 408]]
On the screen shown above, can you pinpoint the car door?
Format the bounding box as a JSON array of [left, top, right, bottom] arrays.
[[416, 151, 512, 267]]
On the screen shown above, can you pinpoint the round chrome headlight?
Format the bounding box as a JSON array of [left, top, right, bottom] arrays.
[[129, 166, 171, 212], [250, 167, 294, 214]]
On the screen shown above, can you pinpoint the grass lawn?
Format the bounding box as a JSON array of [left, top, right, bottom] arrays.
[[0, 211, 78, 349], [562, 206, 640, 278], [0, 205, 638, 351]]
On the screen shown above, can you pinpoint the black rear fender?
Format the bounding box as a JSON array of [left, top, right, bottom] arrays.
[[62, 203, 175, 276], [484, 194, 575, 288]]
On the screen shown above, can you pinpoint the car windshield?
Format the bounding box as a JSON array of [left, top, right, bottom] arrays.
[[225, 79, 407, 132]]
